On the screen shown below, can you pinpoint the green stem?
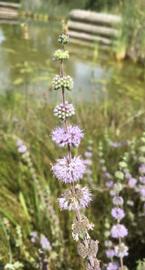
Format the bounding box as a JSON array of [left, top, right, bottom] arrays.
[[119, 237, 124, 270]]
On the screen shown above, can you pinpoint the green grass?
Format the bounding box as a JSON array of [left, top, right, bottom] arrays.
[[0, 89, 145, 269]]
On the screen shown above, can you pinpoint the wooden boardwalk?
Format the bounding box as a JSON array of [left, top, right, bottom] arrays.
[[0, 1, 20, 20], [68, 9, 122, 49]]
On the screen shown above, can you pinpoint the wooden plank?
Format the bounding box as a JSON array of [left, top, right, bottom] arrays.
[[69, 37, 110, 51], [68, 30, 112, 45], [0, 18, 19, 23], [0, 7, 18, 13], [0, 1, 20, 9], [69, 9, 122, 26], [0, 10, 18, 18], [68, 20, 120, 38]]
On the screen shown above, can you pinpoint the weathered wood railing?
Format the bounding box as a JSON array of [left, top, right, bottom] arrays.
[[0, 1, 20, 19], [68, 9, 122, 49]]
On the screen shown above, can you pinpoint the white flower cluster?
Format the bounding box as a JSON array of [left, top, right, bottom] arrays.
[[54, 101, 75, 120]]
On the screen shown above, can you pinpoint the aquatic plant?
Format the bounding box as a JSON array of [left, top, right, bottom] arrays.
[[51, 32, 100, 269]]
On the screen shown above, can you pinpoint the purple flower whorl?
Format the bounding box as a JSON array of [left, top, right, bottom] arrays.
[[111, 208, 125, 221], [111, 224, 128, 239], [52, 125, 84, 147], [52, 156, 86, 184]]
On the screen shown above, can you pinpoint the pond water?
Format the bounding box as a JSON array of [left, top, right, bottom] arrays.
[[0, 19, 145, 105]]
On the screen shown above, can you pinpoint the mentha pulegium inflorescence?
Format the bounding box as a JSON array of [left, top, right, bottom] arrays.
[[51, 32, 100, 270]]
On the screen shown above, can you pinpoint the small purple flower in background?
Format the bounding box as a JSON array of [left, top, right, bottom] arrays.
[[139, 186, 145, 200], [139, 176, 145, 184], [111, 208, 125, 221], [125, 172, 132, 180], [107, 262, 119, 270], [30, 232, 51, 252], [40, 234, 51, 251], [110, 142, 122, 148], [106, 180, 114, 188], [84, 159, 93, 166], [139, 164, 145, 175], [84, 152, 93, 159], [52, 125, 83, 147], [108, 139, 128, 149], [52, 156, 86, 183], [109, 161, 128, 269], [58, 185, 92, 210], [128, 177, 137, 188], [110, 183, 124, 197], [104, 172, 112, 179], [84, 141, 94, 184], [115, 243, 128, 258], [112, 196, 124, 206], [111, 224, 128, 239], [106, 248, 115, 259], [16, 139, 27, 154], [30, 231, 38, 243]]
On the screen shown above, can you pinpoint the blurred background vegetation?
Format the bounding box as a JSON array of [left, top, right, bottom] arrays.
[[0, 0, 145, 269], [15, 0, 145, 63]]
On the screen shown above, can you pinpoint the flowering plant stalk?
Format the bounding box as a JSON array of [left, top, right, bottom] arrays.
[[51, 32, 100, 270], [109, 174, 128, 270]]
